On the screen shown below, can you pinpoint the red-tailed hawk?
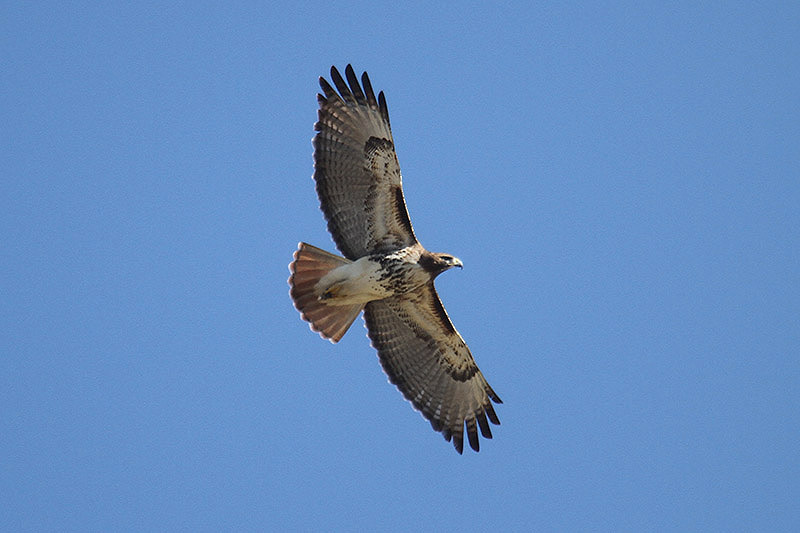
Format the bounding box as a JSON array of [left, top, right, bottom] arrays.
[[288, 65, 501, 453]]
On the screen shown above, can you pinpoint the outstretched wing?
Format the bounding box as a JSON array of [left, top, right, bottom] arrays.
[[363, 282, 502, 453], [313, 65, 417, 260]]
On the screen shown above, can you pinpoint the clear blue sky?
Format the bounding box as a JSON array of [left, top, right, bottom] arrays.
[[3, 2, 799, 531]]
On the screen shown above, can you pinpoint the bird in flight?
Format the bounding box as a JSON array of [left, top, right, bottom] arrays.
[[289, 65, 501, 453]]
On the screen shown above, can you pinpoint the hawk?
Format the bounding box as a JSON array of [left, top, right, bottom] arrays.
[[288, 65, 501, 453]]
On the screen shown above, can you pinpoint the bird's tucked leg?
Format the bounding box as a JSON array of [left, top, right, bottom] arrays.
[[319, 282, 343, 300]]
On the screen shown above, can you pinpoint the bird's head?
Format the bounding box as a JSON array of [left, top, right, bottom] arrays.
[[421, 251, 463, 276], [438, 254, 463, 270]]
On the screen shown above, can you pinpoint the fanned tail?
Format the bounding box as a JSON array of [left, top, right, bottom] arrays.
[[288, 242, 364, 343]]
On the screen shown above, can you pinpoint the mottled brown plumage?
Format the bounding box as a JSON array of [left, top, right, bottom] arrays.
[[288, 65, 501, 453]]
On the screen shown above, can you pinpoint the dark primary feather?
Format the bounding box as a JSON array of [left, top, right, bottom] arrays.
[[344, 65, 366, 103], [330, 65, 355, 104], [360, 71, 379, 109]]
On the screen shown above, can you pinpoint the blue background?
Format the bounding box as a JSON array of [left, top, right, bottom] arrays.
[[3, 2, 799, 531]]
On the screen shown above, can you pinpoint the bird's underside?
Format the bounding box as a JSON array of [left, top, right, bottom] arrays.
[[288, 65, 501, 453]]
